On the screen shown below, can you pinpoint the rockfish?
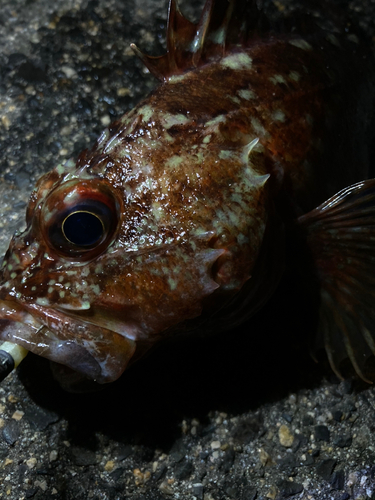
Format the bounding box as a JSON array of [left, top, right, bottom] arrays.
[[0, 0, 374, 389]]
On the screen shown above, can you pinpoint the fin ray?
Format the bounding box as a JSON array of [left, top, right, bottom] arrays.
[[131, 0, 263, 80], [300, 179, 375, 382]]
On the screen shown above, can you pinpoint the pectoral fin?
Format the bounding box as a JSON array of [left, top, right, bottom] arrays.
[[298, 179, 375, 383]]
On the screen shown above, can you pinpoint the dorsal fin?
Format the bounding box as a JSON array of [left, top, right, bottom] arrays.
[[131, 0, 263, 81]]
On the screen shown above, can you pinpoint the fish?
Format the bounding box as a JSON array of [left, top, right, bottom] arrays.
[[0, 0, 374, 389]]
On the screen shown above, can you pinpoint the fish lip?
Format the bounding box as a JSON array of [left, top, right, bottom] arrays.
[[0, 298, 102, 380], [0, 297, 136, 383]]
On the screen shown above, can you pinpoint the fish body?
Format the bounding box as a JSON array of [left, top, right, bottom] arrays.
[[0, 0, 375, 387]]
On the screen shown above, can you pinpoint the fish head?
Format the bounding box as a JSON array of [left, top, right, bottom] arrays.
[[0, 166, 135, 384], [0, 106, 273, 385]]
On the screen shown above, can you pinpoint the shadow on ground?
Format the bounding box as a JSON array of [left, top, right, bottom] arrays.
[[16, 264, 328, 452]]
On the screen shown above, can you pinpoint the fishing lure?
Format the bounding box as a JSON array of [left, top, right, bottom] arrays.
[[0, 0, 374, 388]]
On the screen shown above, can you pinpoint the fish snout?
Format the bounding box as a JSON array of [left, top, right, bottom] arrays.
[[1, 232, 35, 277]]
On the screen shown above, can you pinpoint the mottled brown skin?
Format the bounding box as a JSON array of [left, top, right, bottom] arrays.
[[0, 1, 373, 385]]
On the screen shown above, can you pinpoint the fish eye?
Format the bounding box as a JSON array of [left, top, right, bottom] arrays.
[[41, 180, 120, 260], [62, 211, 105, 247]]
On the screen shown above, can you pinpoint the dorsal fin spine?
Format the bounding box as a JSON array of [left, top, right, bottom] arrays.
[[131, 0, 261, 80], [191, 0, 215, 66], [166, 0, 182, 74], [219, 0, 235, 49], [129, 44, 167, 81]]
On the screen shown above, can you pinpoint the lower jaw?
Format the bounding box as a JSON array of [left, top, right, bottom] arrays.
[[0, 299, 136, 384]]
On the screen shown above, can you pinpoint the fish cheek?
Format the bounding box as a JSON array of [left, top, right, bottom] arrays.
[[95, 245, 224, 338]]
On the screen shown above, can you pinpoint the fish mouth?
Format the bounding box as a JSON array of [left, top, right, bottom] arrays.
[[0, 298, 136, 383]]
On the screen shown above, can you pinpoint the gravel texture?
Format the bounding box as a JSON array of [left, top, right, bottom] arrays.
[[0, 0, 375, 499]]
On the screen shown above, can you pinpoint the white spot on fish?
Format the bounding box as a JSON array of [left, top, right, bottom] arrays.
[[228, 95, 241, 105], [59, 300, 90, 311], [205, 114, 226, 128], [238, 233, 249, 245], [272, 110, 286, 122], [288, 71, 301, 82], [168, 74, 187, 84], [326, 34, 340, 48], [165, 155, 184, 169], [347, 33, 359, 44], [208, 27, 225, 45], [221, 52, 253, 70], [161, 112, 191, 129], [36, 298, 50, 306], [289, 39, 312, 51], [269, 74, 287, 85], [139, 105, 154, 122], [250, 117, 268, 138], [168, 277, 178, 291], [56, 164, 65, 175], [81, 267, 90, 277], [219, 150, 234, 160], [12, 254, 20, 265], [151, 201, 165, 221], [238, 89, 255, 100], [63, 158, 76, 170]]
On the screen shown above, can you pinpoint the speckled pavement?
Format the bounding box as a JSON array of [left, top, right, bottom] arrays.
[[1, 0, 375, 499]]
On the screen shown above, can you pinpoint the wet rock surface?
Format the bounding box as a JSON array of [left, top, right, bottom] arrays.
[[0, 0, 375, 499]]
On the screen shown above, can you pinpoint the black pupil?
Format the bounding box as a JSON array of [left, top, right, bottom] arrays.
[[63, 211, 103, 247]]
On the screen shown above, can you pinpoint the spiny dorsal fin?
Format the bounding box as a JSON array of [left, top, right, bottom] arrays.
[[131, 0, 262, 81]]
